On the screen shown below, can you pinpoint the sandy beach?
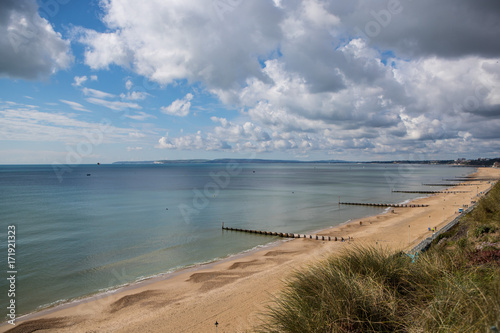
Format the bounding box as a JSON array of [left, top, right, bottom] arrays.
[[3, 167, 500, 333]]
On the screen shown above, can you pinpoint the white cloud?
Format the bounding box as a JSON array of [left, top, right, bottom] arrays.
[[90, 75, 98, 81], [161, 93, 193, 117], [80, 86, 146, 112], [73, 76, 88, 87], [77, 0, 500, 159], [157, 131, 224, 151], [0, 101, 133, 143], [0, 0, 73, 80], [120, 91, 149, 101], [86, 97, 142, 111], [59, 99, 90, 112], [76, 0, 282, 88], [125, 79, 133, 90], [129, 131, 146, 138], [124, 111, 156, 121], [77, 28, 131, 70], [82, 87, 116, 99]]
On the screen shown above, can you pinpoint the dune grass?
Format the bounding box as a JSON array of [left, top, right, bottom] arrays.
[[259, 181, 500, 332]]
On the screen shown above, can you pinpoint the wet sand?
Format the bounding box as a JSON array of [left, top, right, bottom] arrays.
[[3, 167, 499, 333]]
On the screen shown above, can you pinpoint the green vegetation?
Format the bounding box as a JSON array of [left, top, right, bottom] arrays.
[[260, 181, 500, 333]]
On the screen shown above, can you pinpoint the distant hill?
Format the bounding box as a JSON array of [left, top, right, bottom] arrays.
[[113, 158, 350, 164], [113, 157, 500, 166]]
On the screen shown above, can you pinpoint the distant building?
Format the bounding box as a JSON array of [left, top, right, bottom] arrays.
[[493, 162, 500, 168]]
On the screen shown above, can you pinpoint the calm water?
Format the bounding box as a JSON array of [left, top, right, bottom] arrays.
[[0, 163, 474, 316]]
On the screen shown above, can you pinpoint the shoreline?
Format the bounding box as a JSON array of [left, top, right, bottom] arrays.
[[2, 167, 500, 332], [5, 238, 289, 325]]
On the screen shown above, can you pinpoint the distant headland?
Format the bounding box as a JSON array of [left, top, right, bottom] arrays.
[[113, 157, 500, 167]]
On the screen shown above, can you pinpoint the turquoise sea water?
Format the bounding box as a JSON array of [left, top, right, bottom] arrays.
[[0, 163, 474, 317]]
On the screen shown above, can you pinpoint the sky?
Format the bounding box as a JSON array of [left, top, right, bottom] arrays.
[[1, 0, 499, 164]]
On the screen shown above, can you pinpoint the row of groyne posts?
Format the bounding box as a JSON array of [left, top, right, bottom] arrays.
[[221, 199, 428, 241], [222, 223, 344, 241], [339, 202, 428, 208], [222, 177, 496, 243], [222, 194, 436, 241], [409, 178, 497, 254]]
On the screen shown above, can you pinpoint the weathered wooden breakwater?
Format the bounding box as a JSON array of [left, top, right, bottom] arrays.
[[444, 178, 494, 182], [422, 183, 468, 186], [221, 224, 344, 241], [339, 202, 428, 208], [392, 190, 470, 194]]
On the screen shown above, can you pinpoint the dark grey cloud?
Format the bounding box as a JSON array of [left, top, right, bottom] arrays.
[[345, 0, 500, 59], [468, 119, 500, 139], [0, 0, 72, 79], [465, 105, 500, 118]]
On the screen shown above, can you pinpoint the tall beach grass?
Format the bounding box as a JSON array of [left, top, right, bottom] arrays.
[[260, 181, 500, 332]]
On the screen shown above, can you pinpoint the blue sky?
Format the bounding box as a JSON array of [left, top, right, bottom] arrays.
[[1, 0, 499, 164]]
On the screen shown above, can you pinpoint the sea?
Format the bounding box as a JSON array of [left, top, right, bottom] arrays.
[[0, 163, 475, 318]]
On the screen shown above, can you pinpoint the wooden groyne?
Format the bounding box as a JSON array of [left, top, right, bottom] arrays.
[[422, 183, 476, 186], [339, 202, 428, 208], [444, 178, 494, 182], [392, 190, 470, 194], [222, 224, 345, 241]]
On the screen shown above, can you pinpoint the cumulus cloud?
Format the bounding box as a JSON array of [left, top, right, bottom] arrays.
[[79, 0, 500, 159], [0, 0, 73, 80], [73, 76, 88, 87], [161, 93, 194, 117], [76, 0, 282, 88], [76, 28, 132, 70]]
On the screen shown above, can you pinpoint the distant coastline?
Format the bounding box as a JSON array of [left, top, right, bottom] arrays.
[[113, 157, 500, 167]]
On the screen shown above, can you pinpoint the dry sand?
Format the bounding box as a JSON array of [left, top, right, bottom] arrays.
[[3, 167, 500, 333]]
